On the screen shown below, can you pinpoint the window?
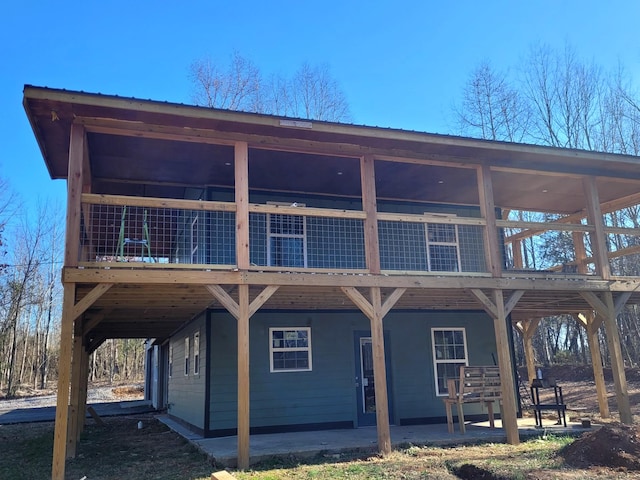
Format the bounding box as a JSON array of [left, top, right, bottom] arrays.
[[269, 327, 312, 372], [267, 214, 306, 267], [426, 222, 461, 272], [193, 331, 200, 375], [431, 328, 468, 396], [169, 345, 173, 378], [184, 337, 190, 376]]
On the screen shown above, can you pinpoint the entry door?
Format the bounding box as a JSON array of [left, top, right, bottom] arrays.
[[354, 331, 393, 427]]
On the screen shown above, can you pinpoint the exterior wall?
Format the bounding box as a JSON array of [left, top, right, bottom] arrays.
[[206, 309, 496, 435], [167, 312, 207, 430]]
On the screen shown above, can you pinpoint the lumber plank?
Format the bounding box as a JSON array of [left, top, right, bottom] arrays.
[[235, 142, 250, 270]]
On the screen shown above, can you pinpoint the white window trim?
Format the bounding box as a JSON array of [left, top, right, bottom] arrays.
[[193, 331, 200, 375], [424, 215, 461, 272], [184, 337, 190, 376], [431, 327, 469, 397], [267, 202, 307, 268], [169, 345, 173, 378], [269, 327, 312, 373]]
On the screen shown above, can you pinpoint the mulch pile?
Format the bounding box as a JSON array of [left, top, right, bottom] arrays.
[[560, 423, 640, 470]]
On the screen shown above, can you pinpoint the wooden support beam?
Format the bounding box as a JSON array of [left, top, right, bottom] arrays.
[[491, 290, 520, 445], [574, 312, 610, 418], [78, 345, 90, 437], [83, 311, 107, 336], [86, 406, 105, 426], [504, 290, 525, 317], [235, 142, 250, 270], [87, 335, 106, 355], [512, 239, 523, 269], [580, 291, 609, 319], [237, 284, 250, 469], [583, 176, 611, 279], [340, 287, 374, 320], [601, 292, 633, 424], [469, 289, 498, 319], [469, 289, 519, 444], [52, 284, 76, 480], [516, 318, 541, 384], [248, 285, 279, 317], [64, 124, 86, 267], [360, 155, 381, 274], [477, 165, 502, 277], [67, 331, 84, 458], [341, 287, 404, 456], [369, 287, 391, 455], [206, 285, 240, 319], [380, 288, 407, 318], [71, 284, 113, 321]]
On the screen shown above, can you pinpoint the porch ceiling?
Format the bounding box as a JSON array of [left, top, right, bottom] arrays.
[[77, 281, 640, 341], [24, 86, 640, 216]]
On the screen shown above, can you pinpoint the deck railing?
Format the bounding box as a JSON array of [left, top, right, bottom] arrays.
[[79, 193, 640, 278]]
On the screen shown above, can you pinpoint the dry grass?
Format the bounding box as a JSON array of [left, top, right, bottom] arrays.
[[2, 416, 639, 480]]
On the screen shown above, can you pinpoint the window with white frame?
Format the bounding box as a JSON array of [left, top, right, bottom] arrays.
[[169, 345, 173, 378], [193, 331, 200, 375], [431, 328, 468, 396], [267, 213, 307, 267], [426, 221, 461, 272], [184, 337, 190, 376], [269, 327, 312, 372]]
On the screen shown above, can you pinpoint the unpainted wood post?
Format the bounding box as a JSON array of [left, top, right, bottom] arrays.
[[360, 155, 381, 274], [234, 142, 250, 270], [78, 341, 90, 436], [477, 165, 502, 277], [370, 287, 391, 455], [52, 284, 76, 480], [237, 284, 250, 469], [492, 290, 520, 445], [602, 293, 632, 424], [584, 314, 610, 418], [67, 330, 84, 457]]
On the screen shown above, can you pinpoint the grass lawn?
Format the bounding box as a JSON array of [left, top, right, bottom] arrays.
[[0, 415, 632, 479]]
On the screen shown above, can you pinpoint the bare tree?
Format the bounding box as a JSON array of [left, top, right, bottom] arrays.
[[454, 61, 529, 142], [189, 52, 351, 122], [453, 43, 640, 369]]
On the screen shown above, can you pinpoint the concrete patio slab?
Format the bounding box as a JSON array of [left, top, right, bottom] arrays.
[[158, 416, 593, 468]]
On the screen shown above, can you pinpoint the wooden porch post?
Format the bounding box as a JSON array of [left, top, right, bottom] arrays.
[[575, 312, 610, 418], [492, 290, 519, 444], [237, 284, 250, 469], [477, 165, 502, 277], [52, 123, 86, 480], [207, 284, 279, 470], [52, 284, 76, 480], [78, 343, 90, 437], [341, 287, 405, 455], [602, 293, 632, 424], [360, 155, 381, 274], [67, 328, 84, 457], [370, 287, 391, 454], [470, 288, 521, 445], [583, 176, 611, 279], [234, 140, 251, 469], [515, 318, 540, 384], [581, 292, 633, 424]]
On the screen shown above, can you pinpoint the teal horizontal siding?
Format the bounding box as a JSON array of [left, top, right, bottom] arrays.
[[205, 309, 497, 432]]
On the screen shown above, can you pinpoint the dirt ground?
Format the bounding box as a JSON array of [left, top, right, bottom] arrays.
[[519, 365, 640, 477]]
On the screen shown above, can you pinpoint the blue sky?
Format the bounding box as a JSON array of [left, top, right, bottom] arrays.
[[2, 1, 640, 216]]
